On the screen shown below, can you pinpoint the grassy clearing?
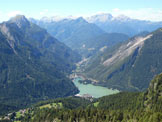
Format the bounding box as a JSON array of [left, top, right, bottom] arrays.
[[16, 112, 21, 118], [40, 104, 51, 109], [39, 102, 63, 109], [94, 102, 99, 107]]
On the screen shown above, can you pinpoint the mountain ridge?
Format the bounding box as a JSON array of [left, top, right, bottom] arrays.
[[30, 17, 129, 57], [82, 28, 162, 91], [86, 13, 162, 36], [0, 15, 80, 114]]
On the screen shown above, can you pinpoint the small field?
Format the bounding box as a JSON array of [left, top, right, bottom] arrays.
[[39, 102, 63, 109]]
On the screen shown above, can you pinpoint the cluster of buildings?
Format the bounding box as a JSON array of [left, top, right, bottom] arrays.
[[75, 93, 93, 102]]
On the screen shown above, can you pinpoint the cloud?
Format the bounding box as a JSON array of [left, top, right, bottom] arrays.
[[40, 9, 49, 16], [112, 8, 120, 12], [8, 11, 22, 18], [110, 8, 162, 21]]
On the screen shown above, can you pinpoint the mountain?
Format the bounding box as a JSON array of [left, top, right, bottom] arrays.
[[10, 73, 162, 122], [86, 13, 162, 36], [0, 15, 81, 113], [30, 17, 104, 48], [81, 28, 162, 91], [30, 17, 129, 57], [73, 32, 129, 57]]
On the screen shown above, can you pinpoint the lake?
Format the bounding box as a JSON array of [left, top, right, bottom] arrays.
[[73, 77, 119, 98]]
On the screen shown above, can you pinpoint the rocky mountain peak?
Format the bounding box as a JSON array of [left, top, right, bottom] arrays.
[[9, 15, 30, 28], [75, 17, 87, 23]]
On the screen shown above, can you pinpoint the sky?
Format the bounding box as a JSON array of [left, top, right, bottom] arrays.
[[0, 0, 162, 22]]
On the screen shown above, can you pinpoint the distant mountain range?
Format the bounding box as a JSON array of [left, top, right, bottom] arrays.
[[83, 28, 162, 91], [86, 13, 162, 36], [30, 17, 129, 57], [30, 17, 105, 49], [31, 13, 162, 37], [0, 15, 80, 112]]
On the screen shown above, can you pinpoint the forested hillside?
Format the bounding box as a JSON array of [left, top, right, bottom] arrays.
[[0, 15, 80, 114], [82, 28, 162, 91], [8, 73, 162, 122]]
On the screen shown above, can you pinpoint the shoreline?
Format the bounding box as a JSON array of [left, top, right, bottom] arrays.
[[73, 76, 120, 98]]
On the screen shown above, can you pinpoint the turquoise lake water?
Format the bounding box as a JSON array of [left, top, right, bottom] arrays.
[[73, 77, 119, 98]]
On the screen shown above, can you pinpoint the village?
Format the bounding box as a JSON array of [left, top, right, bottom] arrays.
[[75, 93, 93, 102], [0, 108, 29, 122]]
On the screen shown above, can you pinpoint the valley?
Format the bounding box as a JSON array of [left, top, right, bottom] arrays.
[[81, 29, 162, 91], [69, 58, 119, 98], [1, 72, 162, 122], [0, 1, 162, 121]]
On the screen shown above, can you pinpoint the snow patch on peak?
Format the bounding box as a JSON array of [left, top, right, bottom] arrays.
[[40, 16, 80, 22], [86, 13, 113, 23], [114, 15, 131, 21], [40, 16, 63, 22], [86, 13, 134, 23]]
